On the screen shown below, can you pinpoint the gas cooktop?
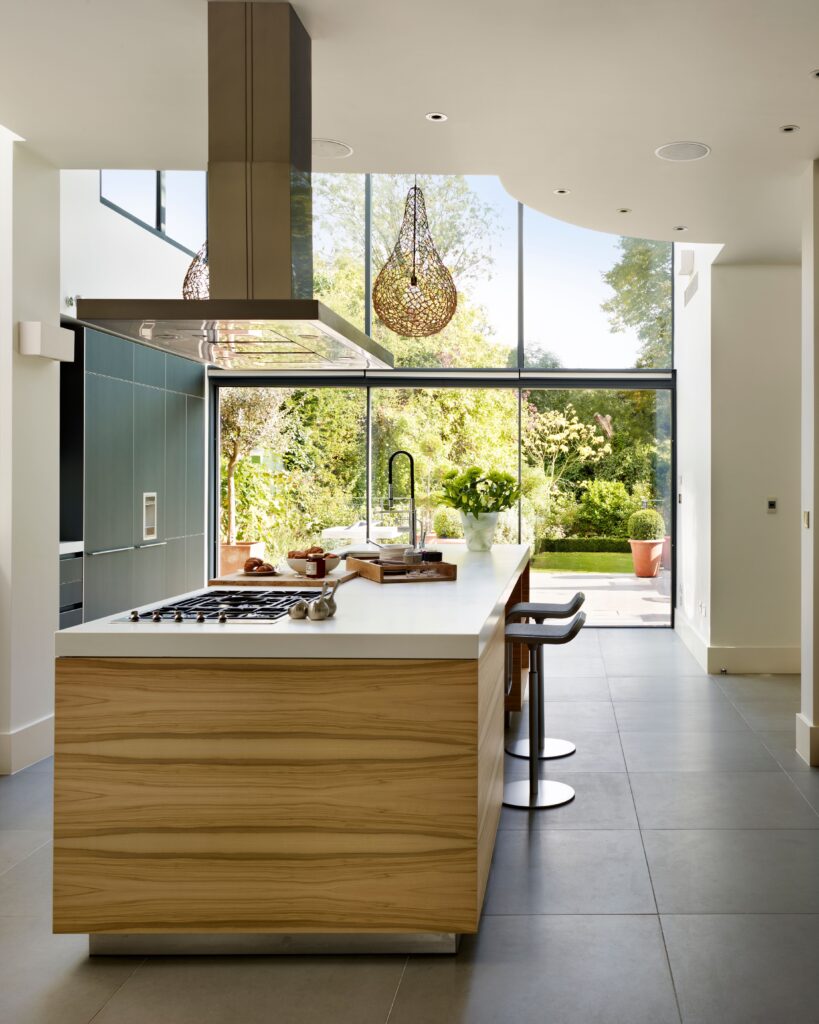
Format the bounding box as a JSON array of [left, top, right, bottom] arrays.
[[123, 589, 317, 624]]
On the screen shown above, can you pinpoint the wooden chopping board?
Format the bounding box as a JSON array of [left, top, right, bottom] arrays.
[[208, 568, 359, 588]]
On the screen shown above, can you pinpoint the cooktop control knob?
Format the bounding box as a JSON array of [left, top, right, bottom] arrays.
[[218, 611, 228, 624], [129, 610, 139, 622], [174, 610, 184, 623], [152, 611, 162, 623], [196, 611, 206, 624]]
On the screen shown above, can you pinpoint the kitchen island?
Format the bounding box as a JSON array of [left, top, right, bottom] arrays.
[[53, 544, 530, 953]]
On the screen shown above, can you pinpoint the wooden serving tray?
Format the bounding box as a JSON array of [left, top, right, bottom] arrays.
[[347, 556, 457, 584], [208, 568, 359, 588]]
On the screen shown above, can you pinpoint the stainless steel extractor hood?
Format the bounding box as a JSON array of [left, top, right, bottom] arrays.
[[77, 2, 393, 372]]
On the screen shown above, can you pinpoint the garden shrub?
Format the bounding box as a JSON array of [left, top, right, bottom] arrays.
[[433, 506, 463, 538], [538, 537, 631, 554], [573, 479, 639, 538], [628, 508, 666, 540]]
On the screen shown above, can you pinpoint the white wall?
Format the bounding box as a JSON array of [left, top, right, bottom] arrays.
[[710, 265, 801, 668], [0, 138, 61, 772], [60, 170, 190, 313], [674, 244, 802, 673], [674, 243, 720, 665]]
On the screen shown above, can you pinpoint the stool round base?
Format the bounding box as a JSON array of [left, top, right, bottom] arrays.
[[505, 737, 576, 760], [502, 779, 576, 810]]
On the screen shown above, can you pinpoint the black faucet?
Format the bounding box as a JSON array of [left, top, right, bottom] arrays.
[[387, 450, 416, 547]]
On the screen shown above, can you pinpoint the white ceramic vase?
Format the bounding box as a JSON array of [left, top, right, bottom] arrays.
[[459, 511, 499, 552]]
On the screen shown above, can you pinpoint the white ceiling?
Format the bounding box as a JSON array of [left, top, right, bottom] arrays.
[[1, 0, 818, 261]]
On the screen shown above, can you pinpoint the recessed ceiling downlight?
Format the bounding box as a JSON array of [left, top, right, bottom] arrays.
[[673, 225, 688, 232], [425, 112, 447, 122], [617, 208, 631, 214], [312, 138, 353, 159], [655, 141, 711, 162], [553, 188, 570, 196], [779, 124, 800, 133]]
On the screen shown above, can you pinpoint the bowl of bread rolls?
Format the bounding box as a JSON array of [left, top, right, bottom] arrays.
[[286, 546, 341, 575]]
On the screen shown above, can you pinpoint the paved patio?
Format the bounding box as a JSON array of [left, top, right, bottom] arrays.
[[531, 569, 672, 626]]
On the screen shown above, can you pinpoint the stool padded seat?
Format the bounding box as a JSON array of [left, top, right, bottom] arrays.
[[506, 612, 586, 646], [507, 593, 585, 622]]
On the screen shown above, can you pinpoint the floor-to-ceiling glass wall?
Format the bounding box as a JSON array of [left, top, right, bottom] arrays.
[[521, 387, 672, 626], [209, 170, 673, 623]]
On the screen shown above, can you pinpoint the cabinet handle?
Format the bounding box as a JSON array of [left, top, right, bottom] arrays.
[[135, 541, 167, 549], [86, 546, 135, 556]]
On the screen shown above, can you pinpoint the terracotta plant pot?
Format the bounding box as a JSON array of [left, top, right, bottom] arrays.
[[629, 538, 664, 578], [219, 541, 265, 575]]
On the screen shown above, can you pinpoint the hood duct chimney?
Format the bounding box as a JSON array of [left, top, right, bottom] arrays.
[[76, 1, 393, 372], [208, 1, 312, 301]]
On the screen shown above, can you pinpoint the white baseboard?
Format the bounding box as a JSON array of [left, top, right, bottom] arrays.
[[675, 614, 800, 675], [0, 714, 54, 774], [796, 713, 819, 767], [674, 611, 709, 671], [705, 645, 801, 675]]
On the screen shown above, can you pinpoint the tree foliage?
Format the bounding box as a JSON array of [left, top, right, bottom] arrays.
[[602, 237, 672, 368]]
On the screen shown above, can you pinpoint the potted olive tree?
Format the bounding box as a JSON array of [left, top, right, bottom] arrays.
[[627, 508, 666, 578], [220, 388, 284, 574], [438, 467, 521, 552]]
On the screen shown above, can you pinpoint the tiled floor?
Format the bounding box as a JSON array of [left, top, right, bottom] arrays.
[[1, 629, 816, 1023]]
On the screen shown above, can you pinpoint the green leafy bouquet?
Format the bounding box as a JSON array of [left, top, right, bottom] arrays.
[[438, 467, 521, 519]]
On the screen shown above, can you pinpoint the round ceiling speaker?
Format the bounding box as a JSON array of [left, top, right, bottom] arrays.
[[654, 141, 711, 162], [312, 138, 353, 160]]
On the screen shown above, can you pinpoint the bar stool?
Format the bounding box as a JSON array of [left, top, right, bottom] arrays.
[[505, 593, 585, 761], [503, 613, 586, 810]]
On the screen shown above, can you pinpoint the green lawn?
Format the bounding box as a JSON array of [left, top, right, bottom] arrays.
[[531, 551, 634, 574]]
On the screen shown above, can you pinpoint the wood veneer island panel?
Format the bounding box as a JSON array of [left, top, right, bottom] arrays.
[[53, 618, 505, 935]]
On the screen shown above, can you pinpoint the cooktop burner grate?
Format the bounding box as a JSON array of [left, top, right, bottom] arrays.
[[128, 589, 317, 623]]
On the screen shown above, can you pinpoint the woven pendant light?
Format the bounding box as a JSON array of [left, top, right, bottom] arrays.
[[372, 180, 457, 337], [182, 241, 210, 299]]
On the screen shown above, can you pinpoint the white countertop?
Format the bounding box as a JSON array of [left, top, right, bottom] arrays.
[[59, 541, 84, 556], [55, 544, 530, 660]]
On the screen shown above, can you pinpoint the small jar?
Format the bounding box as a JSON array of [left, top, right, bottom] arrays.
[[305, 554, 326, 578]]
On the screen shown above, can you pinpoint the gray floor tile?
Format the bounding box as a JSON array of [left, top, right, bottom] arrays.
[[0, 915, 139, 1024], [0, 772, 53, 830], [499, 772, 638, 830], [22, 757, 54, 775], [540, 654, 607, 678], [93, 953, 406, 1024], [789, 770, 819, 811], [662, 914, 819, 1024], [0, 843, 52, 920], [619, 730, 780, 772], [483, 830, 656, 915], [389, 915, 679, 1024], [540, 675, 612, 701], [614, 700, 750, 732], [643, 829, 819, 912], [535, 700, 619, 733], [0, 831, 51, 876], [608, 675, 724, 701], [505, 731, 627, 773], [733, 700, 800, 732], [604, 651, 708, 677], [630, 772, 819, 829], [717, 674, 800, 702], [758, 730, 812, 771]]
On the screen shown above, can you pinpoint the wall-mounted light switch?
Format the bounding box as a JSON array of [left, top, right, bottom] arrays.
[[767, 498, 777, 513]]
